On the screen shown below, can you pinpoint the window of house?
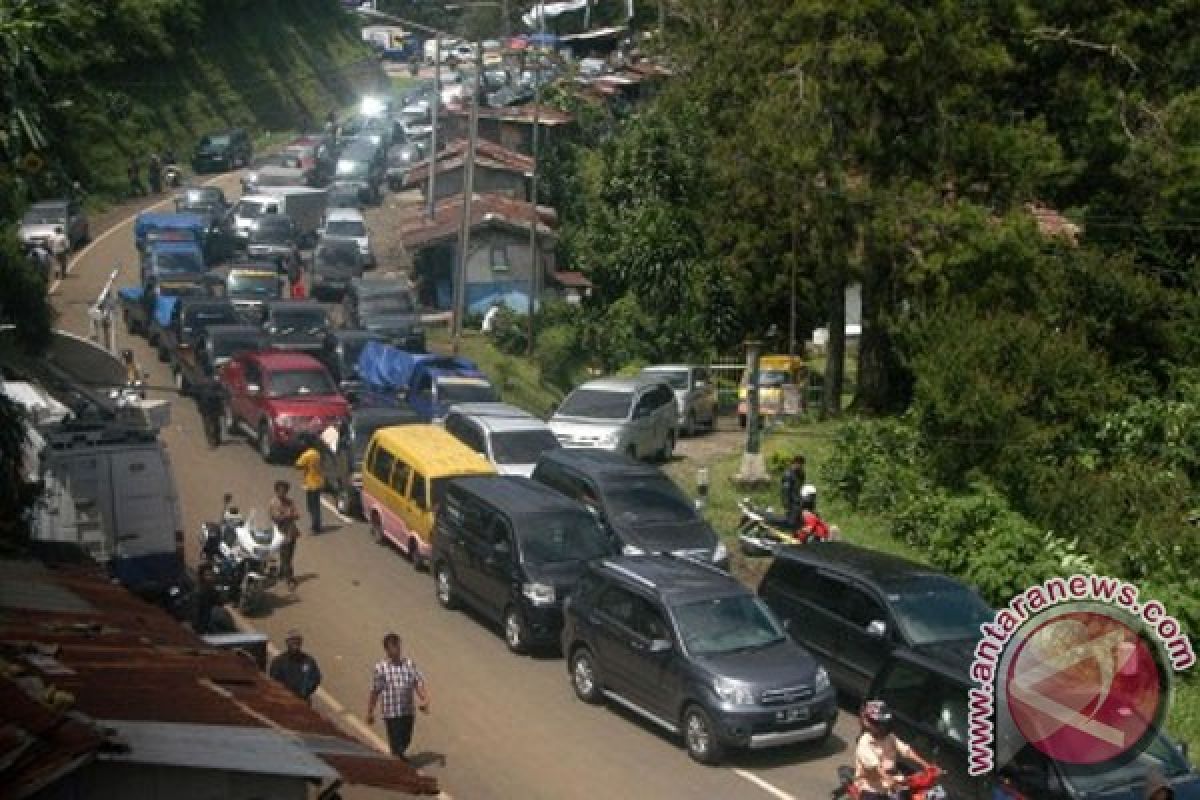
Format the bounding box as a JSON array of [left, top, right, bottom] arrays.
[[490, 244, 510, 272]]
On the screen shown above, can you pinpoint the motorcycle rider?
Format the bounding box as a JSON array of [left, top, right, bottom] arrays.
[[195, 381, 224, 449], [780, 454, 806, 525], [190, 564, 233, 634], [854, 700, 933, 800], [795, 484, 833, 543]]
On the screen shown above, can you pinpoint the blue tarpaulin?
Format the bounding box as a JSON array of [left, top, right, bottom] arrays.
[[118, 287, 143, 303], [154, 296, 178, 328], [357, 340, 481, 391]]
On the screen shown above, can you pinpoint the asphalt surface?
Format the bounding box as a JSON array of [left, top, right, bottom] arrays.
[[50, 170, 859, 800]]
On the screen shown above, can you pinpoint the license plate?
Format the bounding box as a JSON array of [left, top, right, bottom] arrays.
[[775, 708, 809, 723]]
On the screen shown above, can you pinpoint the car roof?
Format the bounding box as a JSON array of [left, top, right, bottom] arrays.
[[368, 425, 495, 478], [537, 447, 656, 478], [149, 241, 203, 254], [325, 208, 365, 222], [226, 266, 278, 278], [350, 406, 421, 427], [245, 350, 327, 371], [576, 375, 661, 392], [178, 298, 235, 312], [266, 300, 326, 312], [470, 414, 552, 435], [204, 324, 263, 338], [597, 555, 743, 604], [447, 402, 535, 419], [450, 475, 586, 517], [772, 542, 955, 593]]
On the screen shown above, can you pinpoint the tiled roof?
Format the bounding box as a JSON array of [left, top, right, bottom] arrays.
[[0, 560, 437, 796], [549, 270, 592, 289], [399, 193, 558, 250], [404, 138, 535, 187], [445, 103, 574, 126]]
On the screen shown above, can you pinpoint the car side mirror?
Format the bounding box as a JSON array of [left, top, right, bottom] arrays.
[[866, 619, 888, 639], [648, 638, 672, 654], [246, 383, 262, 396]]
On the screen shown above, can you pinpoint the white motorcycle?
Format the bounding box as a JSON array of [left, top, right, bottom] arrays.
[[199, 494, 286, 615]]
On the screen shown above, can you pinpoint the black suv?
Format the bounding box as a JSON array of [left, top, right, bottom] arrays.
[[342, 277, 425, 353], [320, 329, 383, 396], [262, 300, 330, 353], [531, 449, 728, 569], [869, 648, 1200, 799], [758, 542, 992, 698], [432, 476, 614, 653], [563, 555, 836, 764], [317, 405, 420, 516], [309, 239, 365, 301], [192, 128, 253, 173]]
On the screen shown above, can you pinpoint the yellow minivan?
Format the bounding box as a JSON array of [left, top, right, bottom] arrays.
[[360, 424, 495, 567], [737, 355, 807, 427]]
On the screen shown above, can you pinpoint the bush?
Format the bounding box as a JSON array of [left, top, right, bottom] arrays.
[[533, 323, 581, 392], [488, 308, 528, 356]]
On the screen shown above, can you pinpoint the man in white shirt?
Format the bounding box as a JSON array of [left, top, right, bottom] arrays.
[[854, 700, 933, 799], [49, 226, 69, 280]]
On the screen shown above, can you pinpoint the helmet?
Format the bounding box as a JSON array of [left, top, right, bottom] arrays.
[[861, 700, 893, 728], [800, 483, 817, 510]]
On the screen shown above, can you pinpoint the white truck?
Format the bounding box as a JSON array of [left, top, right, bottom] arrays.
[[232, 187, 328, 248]]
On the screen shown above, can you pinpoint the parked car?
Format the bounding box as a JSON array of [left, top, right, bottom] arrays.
[[334, 139, 385, 204], [172, 323, 266, 395], [219, 350, 349, 463], [192, 128, 253, 173], [175, 200, 236, 262], [321, 329, 383, 396], [757, 542, 993, 699], [327, 183, 364, 211], [868, 647, 1200, 799], [342, 277, 424, 352], [386, 142, 424, 190], [443, 406, 561, 478], [359, 424, 496, 567], [549, 376, 678, 462], [245, 213, 300, 272], [19, 199, 89, 250], [174, 185, 228, 214], [319, 207, 375, 268], [223, 264, 284, 323], [640, 365, 718, 437], [562, 555, 837, 764], [316, 405, 421, 516], [262, 300, 330, 354], [310, 239, 366, 301], [433, 475, 614, 652], [531, 449, 727, 568]]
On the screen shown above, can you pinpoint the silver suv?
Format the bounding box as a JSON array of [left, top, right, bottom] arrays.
[[640, 364, 718, 437], [549, 377, 677, 461]]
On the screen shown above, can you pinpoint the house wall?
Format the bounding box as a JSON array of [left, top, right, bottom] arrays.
[[462, 227, 554, 314], [429, 165, 527, 202], [73, 762, 308, 800], [444, 117, 558, 157]]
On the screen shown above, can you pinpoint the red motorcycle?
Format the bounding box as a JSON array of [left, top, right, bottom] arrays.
[[832, 765, 947, 800]]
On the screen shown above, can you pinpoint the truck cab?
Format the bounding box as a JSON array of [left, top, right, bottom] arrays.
[[157, 297, 241, 364]]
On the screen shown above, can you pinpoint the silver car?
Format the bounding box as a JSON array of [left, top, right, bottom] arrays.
[[19, 199, 89, 250], [549, 377, 678, 462], [640, 364, 719, 437], [444, 403, 561, 478]]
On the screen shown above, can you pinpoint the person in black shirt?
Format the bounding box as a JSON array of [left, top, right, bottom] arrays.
[[780, 454, 806, 525], [269, 630, 322, 703], [190, 564, 230, 633]]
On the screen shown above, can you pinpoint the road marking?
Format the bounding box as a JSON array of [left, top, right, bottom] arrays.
[[49, 173, 227, 294], [320, 497, 355, 525], [733, 769, 799, 800]]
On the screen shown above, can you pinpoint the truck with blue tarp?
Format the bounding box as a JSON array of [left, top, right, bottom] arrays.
[[140, 240, 207, 285], [135, 211, 224, 266], [118, 275, 213, 337], [357, 340, 498, 421]]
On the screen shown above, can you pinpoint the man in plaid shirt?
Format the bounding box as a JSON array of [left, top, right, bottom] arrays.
[[367, 633, 430, 759]]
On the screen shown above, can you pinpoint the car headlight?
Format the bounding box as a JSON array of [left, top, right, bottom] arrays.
[[714, 678, 756, 706], [815, 666, 830, 694], [622, 544, 644, 556], [522, 582, 555, 606], [712, 541, 728, 564]]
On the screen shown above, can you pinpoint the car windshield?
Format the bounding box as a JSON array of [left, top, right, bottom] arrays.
[[237, 200, 268, 218], [438, 382, 498, 405], [336, 160, 368, 179], [325, 219, 366, 237], [22, 209, 63, 225], [491, 429, 560, 465], [178, 203, 216, 220], [316, 245, 361, 269], [182, 189, 222, 206], [360, 291, 414, 314], [271, 309, 328, 332], [604, 477, 698, 523], [887, 577, 994, 646], [644, 369, 688, 390], [517, 511, 610, 564], [267, 369, 335, 398], [210, 333, 262, 360], [250, 219, 292, 243], [673, 595, 786, 656], [153, 251, 203, 274], [202, 134, 231, 148], [227, 273, 278, 298], [557, 389, 632, 420]]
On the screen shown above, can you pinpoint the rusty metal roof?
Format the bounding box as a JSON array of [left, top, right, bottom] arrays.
[[399, 193, 559, 250], [445, 103, 574, 126], [405, 138, 535, 187], [0, 560, 437, 795], [0, 677, 104, 800]]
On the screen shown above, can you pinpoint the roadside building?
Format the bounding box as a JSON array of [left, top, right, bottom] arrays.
[[404, 138, 535, 204], [442, 104, 574, 157]]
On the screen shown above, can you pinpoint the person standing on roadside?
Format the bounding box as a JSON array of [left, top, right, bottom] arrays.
[[366, 633, 430, 761], [148, 152, 163, 194], [49, 226, 69, 280], [780, 453, 806, 525], [294, 434, 324, 533], [127, 157, 143, 197], [269, 629, 322, 703], [269, 480, 301, 591]]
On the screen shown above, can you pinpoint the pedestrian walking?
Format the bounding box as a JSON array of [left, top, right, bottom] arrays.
[[269, 480, 301, 591], [269, 629, 322, 703], [196, 382, 224, 448], [26, 241, 52, 281], [366, 633, 430, 761], [780, 453, 806, 525], [127, 157, 144, 197], [294, 435, 323, 533], [290, 275, 307, 299], [49, 226, 69, 280], [148, 152, 163, 194]]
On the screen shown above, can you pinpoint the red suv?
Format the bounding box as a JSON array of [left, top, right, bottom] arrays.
[[219, 350, 349, 462]]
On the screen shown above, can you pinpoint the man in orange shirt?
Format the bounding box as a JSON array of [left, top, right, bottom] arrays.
[[294, 435, 324, 533]]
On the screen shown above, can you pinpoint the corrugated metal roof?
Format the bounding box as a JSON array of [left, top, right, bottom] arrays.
[[96, 720, 336, 780], [399, 193, 558, 250], [446, 103, 574, 126], [404, 138, 535, 188], [0, 678, 105, 800], [0, 561, 96, 613]]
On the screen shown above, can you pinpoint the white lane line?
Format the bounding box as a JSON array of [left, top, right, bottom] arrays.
[[733, 769, 798, 800], [320, 497, 355, 525], [49, 173, 227, 294]]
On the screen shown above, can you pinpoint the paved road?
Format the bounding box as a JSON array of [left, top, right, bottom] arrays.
[[50, 173, 858, 800]]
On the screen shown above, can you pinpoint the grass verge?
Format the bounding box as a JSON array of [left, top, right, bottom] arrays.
[[428, 328, 564, 418]]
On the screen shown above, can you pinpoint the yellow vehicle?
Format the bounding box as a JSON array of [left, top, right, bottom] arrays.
[[737, 355, 807, 428], [360, 424, 496, 568]]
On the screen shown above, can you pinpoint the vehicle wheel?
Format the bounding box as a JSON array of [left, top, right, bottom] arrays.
[[370, 513, 385, 546], [503, 606, 528, 654], [257, 422, 277, 463], [408, 537, 425, 571], [658, 431, 675, 463], [335, 482, 356, 517], [570, 647, 603, 704], [682, 705, 724, 765], [223, 402, 238, 435], [434, 563, 459, 610], [685, 411, 697, 438]]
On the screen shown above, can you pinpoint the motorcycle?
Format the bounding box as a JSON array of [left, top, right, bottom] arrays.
[[737, 497, 837, 556], [832, 764, 947, 800], [162, 159, 182, 188], [198, 493, 285, 615]]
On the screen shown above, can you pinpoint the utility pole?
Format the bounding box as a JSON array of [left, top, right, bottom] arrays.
[[525, 3, 544, 356], [427, 35, 441, 218], [452, 46, 483, 346], [733, 340, 769, 487]]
